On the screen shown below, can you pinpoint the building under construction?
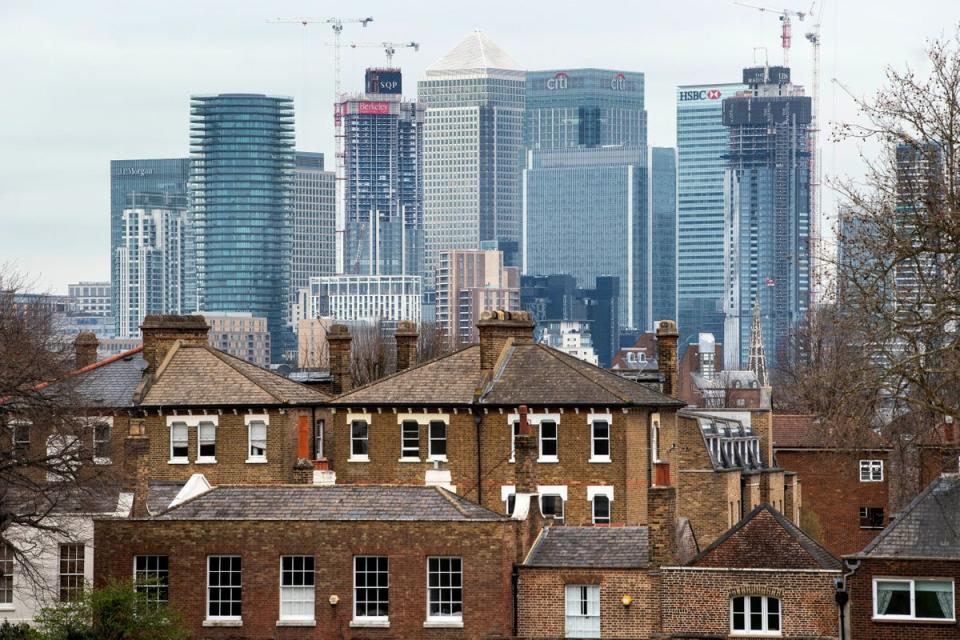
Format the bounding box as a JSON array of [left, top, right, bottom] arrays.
[[722, 65, 812, 369], [336, 68, 424, 279]]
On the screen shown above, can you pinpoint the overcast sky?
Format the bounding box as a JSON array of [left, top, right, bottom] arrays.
[[0, 0, 952, 293]]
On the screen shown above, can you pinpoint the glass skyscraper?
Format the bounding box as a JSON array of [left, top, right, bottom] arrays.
[[418, 31, 525, 301], [190, 94, 295, 363], [676, 82, 746, 348], [722, 67, 812, 368], [337, 74, 424, 279], [293, 152, 336, 298], [110, 158, 190, 336], [651, 147, 677, 325]]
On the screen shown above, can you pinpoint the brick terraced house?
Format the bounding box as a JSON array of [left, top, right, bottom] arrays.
[[844, 473, 960, 639], [661, 503, 841, 639], [773, 414, 893, 556]]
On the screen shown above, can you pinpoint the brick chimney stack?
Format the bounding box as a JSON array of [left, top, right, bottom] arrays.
[[73, 331, 99, 369], [326, 324, 353, 394], [515, 405, 537, 495], [477, 310, 535, 371], [124, 418, 151, 518], [140, 315, 210, 372], [395, 321, 419, 372], [648, 483, 678, 568], [656, 320, 680, 398]]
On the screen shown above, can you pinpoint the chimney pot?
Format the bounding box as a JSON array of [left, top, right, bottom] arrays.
[[656, 320, 680, 399], [326, 324, 353, 394], [73, 331, 99, 369]]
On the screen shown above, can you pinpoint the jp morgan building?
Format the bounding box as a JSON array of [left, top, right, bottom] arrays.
[[676, 82, 745, 349]]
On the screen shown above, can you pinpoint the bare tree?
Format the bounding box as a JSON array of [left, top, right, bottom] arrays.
[[417, 321, 451, 363], [349, 321, 392, 387], [830, 29, 960, 432], [0, 269, 111, 593]]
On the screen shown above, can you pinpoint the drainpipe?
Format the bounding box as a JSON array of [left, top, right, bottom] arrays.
[[473, 408, 483, 505], [837, 558, 860, 640], [511, 564, 520, 637]]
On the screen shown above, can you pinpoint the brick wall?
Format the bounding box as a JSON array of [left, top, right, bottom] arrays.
[[919, 446, 960, 489], [678, 469, 742, 548], [846, 558, 960, 639], [146, 408, 306, 484], [95, 518, 516, 640], [326, 407, 659, 526], [517, 568, 658, 639], [661, 568, 840, 638], [776, 450, 890, 556]]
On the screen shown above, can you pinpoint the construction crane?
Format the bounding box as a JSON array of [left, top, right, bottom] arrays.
[[733, 1, 808, 67], [349, 41, 420, 66], [267, 16, 374, 96]]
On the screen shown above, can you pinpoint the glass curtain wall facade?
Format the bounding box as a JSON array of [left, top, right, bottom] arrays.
[[651, 147, 677, 325], [523, 147, 647, 329], [418, 32, 525, 304], [110, 159, 190, 336], [676, 83, 745, 349], [338, 95, 424, 278], [293, 152, 336, 302], [190, 94, 295, 363], [722, 69, 812, 369]]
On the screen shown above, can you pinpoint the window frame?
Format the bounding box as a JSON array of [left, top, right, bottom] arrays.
[[565, 584, 601, 638], [206, 555, 242, 623], [90, 417, 112, 464], [539, 420, 559, 463], [353, 556, 389, 626], [0, 542, 13, 607], [860, 459, 884, 482], [133, 555, 169, 606], [589, 413, 612, 463], [313, 418, 324, 460], [428, 420, 447, 461], [730, 594, 781, 635], [169, 421, 189, 463], [400, 420, 420, 461], [349, 415, 371, 462], [872, 577, 955, 622], [279, 555, 315, 623], [588, 486, 614, 525], [58, 543, 85, 603], [426, 556, 463, 626], [10, 420, 30, 452], [245, 415, 268, 464], [197, 421, 217, 463]]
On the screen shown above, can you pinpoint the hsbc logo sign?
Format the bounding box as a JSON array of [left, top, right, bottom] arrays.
[[679, 88, 723, 102]]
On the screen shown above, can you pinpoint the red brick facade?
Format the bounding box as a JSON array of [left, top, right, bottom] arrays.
[[846, 558, 960, 639], [94, 518, 518, 640]]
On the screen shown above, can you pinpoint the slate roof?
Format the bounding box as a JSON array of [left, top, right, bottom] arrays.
[[524, 526, 650, 568], [855, 473, 960, 559], [427, 31, 523, 75], [41, 347, 146, 409], [689, 503, 840, 571], [331, 343, 683, 408], [8, 483, 126, 516], [147, 481, 185, 515], [152, 485, 507, 522], [140, 342, 328, 407]]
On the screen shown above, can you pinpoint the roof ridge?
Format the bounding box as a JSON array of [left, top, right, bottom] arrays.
[[331, 344, 479, 402], [203, 345, 288, 403], [434, 485, 470, 516], [535, 344, 636, 403], [858, 473, 955, 557]]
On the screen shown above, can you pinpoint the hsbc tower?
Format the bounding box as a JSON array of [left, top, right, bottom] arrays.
[[676, 82, 745, 348]]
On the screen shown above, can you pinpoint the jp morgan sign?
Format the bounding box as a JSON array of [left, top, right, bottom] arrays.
[[117, 167, 154, 176], [678, 89, 723, 102]]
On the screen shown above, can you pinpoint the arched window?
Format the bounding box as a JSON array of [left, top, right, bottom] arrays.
[[731, 595, 780, 633]]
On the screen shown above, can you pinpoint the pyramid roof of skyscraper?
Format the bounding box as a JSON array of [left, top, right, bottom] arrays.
[[426, 30, 523, 76]]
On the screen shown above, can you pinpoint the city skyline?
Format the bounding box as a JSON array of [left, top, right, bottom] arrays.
[[1, 0, 944, 292]]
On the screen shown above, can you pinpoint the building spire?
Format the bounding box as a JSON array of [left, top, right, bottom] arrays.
[[748, 299, 767, 386]]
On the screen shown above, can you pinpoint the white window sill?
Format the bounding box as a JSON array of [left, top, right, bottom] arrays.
[[729, 633, 782, 638], [350, 618, 390, 628], [349, 455, 370, 463], [245, 458, 268, 464], [399, 456, 421, 463], [94, 457, 112, 465], [589, 456, 611, 463], [428, 455, 448, 462], [168, 459, 189, 465], [276, 619, 316, 627], [538, 456, 559, 464], [0, 605, 15, 611], [424, 618, 464, 628], [195, 457, 217, 465], [203, 619, 242, 627], [872, 616, 955, 623]]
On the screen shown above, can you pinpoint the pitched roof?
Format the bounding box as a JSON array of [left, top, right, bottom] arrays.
[[856, 473, 960, 559], [147, 481, 185, 515], [68, 349, 147, 409], [524, 526, 649, 568], [690, 504, 840, 570], [427, 31, 522, 75], [772, 414, 890, 450], [140, 342, 328, 407], [330, 343, 683, 407], [152, 485, 507, 522]]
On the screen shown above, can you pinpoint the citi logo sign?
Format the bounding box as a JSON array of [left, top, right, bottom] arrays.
[[546, 72, 569, 90], [679, 88, 723, 102], [611, 73, 626, 91]]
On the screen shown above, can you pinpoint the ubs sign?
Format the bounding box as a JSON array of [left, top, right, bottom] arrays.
[[679, 88, 723, 102]]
